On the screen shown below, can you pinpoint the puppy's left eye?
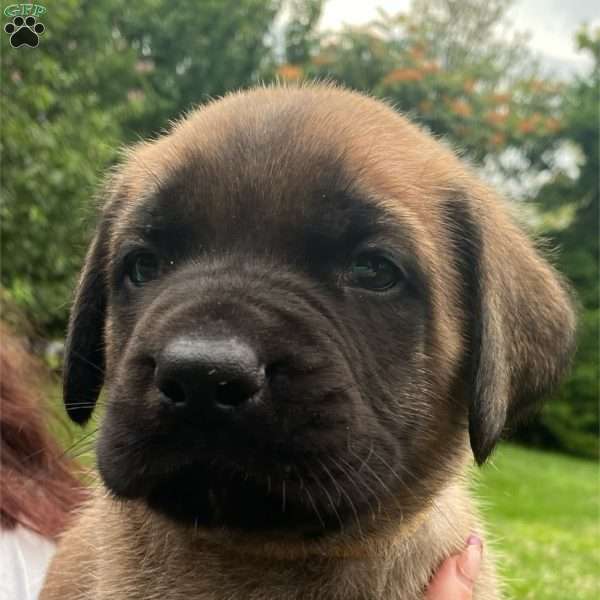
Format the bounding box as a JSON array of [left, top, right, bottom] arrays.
[[126, 252, 160, 286], [347, 252, 404, 291]]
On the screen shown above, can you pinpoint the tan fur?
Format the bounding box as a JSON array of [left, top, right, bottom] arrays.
[[41, 83, 575, 600], [42, 466, 500, 599]]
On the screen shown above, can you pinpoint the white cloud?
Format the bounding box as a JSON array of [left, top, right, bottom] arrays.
[[319, 0, 598, 77], [507, 0, 597, 75]]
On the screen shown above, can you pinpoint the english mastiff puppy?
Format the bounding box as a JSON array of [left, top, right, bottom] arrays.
[[41, 85, 575, 600]]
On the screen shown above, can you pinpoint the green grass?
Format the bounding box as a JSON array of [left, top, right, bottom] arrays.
[[475, 443, 600, 600]]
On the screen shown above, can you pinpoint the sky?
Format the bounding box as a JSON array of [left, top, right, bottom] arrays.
[[319, 0, 599, 77]]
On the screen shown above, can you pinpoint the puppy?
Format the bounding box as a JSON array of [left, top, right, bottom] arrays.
[[41, 84, 575, 600]]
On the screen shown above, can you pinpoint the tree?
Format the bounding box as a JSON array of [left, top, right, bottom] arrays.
[[1, 0, 291, 334], [1, 0, 135, 333], [281, 0, 324, 66], [283, 0, 564, 180], [530, 28, 599, 458], [115, 0, 282, 139]]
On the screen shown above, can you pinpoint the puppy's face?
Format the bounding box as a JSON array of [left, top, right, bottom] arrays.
[[64, 86, 575, 541]]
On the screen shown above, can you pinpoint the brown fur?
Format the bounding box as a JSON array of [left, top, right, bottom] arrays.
[[41, 84, 575, 600]]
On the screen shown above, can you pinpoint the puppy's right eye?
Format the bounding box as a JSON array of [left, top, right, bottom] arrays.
[[126, 252, 160, 286], [347, 252, 404, 292]]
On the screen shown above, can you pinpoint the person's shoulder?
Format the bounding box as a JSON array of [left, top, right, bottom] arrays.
[[0, 525, 56, 600]]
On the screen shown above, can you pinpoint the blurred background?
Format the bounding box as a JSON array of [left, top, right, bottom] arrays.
[[1, 1, 598, 598]]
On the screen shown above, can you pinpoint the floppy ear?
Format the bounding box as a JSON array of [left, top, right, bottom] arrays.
[[63, 219, 110, 424], [448, 186, 576, 464]]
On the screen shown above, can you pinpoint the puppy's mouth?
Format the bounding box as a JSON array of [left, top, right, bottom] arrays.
[[144, 459, 354, 535], [97, 407, 400, 536], [102, 445, 382, 536]]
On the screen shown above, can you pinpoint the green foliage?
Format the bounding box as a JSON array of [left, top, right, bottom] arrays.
[[115, 0, 283, 138], [1, 0, 286, 333], [532, 28, 600, 459], [1, 0, 135, 331], [286, 0, 564, 176], [282, 0, 323, 65]]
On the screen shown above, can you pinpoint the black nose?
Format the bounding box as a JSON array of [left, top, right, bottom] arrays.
[[155, 337, 265, 415]]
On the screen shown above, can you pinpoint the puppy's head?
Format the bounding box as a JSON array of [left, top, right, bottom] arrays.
[[64, 85, 575, 542]]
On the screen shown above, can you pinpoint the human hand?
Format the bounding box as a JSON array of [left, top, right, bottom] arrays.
[[425, 535, 483, 599]]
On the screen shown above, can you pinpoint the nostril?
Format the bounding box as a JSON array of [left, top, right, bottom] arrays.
[[159, 378, 187, 406], [215, 365, 265, 409], [215, 380, 251, 408], [155, 338, 266, 415], [265, 360, 287, 381]]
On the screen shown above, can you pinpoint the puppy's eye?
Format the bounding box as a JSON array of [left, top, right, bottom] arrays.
[[347, 252, 403, 291], [126, 252, 160, 286]]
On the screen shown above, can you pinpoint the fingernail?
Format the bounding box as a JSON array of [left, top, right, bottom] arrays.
[[456, 535, 483, 584]]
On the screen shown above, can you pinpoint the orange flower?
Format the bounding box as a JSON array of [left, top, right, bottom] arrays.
[[463, 79, 476, 93], [409, 45, 426, 61], [450, 99, 472, 117], [490, 132, 506, 146], [383, 68, 424, 84], [517, 118, 536, 134], [277, 64, 303, 81], [490, 92, 511, 104], [421, 61, 440, 74]]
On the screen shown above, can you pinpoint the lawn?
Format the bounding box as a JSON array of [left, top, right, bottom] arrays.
[[55, 399, 599, 600], [475, 443, 600, 600]]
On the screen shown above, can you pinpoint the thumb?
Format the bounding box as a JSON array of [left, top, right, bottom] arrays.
[[425, 535, 483, 600]]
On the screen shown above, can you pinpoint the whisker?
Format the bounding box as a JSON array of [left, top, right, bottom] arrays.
[[371, 448, 465, 541], [320, 457, 364, 538], [348, 444, 402, 517], [68, 349, 106, 377], [312, 461, 345, 533], [297, 468, 325, 529], [61, 428, 99, 460], [329, 455, 371, 536]]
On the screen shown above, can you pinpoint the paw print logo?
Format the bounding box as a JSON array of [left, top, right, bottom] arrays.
[[4, 16, 45, 48]]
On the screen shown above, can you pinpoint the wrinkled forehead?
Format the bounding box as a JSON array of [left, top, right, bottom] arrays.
[[112, 160, 422, 275], [109, 89, 448, 266]]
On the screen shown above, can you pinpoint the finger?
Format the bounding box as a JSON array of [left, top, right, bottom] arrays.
[[425, 535, 483, 600], [456, 535, 483, 588]]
